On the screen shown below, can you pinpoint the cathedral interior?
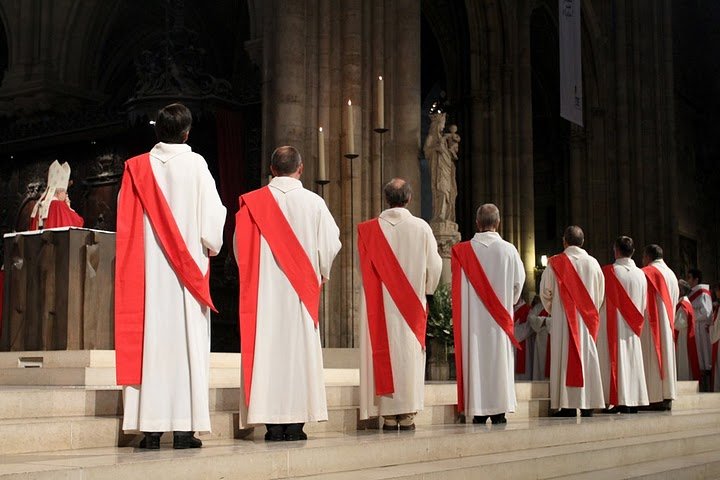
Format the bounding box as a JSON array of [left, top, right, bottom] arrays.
[[0, 0, 718, 350]]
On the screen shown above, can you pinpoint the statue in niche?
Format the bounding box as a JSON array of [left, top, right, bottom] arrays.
[[424, 112, 460, 226]]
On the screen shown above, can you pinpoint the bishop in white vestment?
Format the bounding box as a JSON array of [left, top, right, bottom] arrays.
[[235, 146, 341, 441], [675, 280, 699, 382], [358, 179, 442, 430], [597, 237, 648, 412], [540, 226, 605, 417], [453, 204, 525, 424]]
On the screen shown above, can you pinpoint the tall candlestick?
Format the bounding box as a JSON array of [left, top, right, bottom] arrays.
[[347, 99, 355, 154], [376, 76, 384, 129], [318, 127, 327, 181]]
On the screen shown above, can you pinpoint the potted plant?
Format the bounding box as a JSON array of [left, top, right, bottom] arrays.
[[426, 283, 454, 380]]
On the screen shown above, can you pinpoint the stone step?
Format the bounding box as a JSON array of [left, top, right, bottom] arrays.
[[550, 450, 720, 480], [1, 410, 719, 479]]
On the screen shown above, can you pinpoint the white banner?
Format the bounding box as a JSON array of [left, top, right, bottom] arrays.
[[559, 0, 583, 126]]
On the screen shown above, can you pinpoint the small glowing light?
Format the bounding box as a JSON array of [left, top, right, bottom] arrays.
[[149, 120, 156, 125], [90, 140, 97, 145], [319, 127, 323, 132], [348, 100, 352, 106], [10, 155, 14, 159], [379, 75, 383, 81], [540, 255, 548, 267]]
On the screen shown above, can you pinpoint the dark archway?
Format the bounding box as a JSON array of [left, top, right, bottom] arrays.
[[530, 6, 571, 261]]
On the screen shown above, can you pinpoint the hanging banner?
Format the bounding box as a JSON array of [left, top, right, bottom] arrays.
[[559, 0, 583, 126]]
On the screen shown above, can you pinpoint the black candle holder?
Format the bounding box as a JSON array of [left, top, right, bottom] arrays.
[[373, 128, 389, 186], [344, 153, 358, 334]]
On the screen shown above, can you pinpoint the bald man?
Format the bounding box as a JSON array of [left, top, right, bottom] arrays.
[[540, 226, 605, 417], [358, 178, 442, 431]]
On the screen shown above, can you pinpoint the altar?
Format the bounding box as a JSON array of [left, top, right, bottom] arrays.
[[1, 227, 116, 351]]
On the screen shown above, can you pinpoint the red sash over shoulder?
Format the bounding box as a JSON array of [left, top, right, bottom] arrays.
[[676, 299, 701, 381], [357, 218, 427, 396], [115, 153, 216, 386], [602, 265, 645, 405], [514, 303, 531, 374], [451, 241, 520, 413], [642, 265, 675, 380], [235, 186, 321, 406], [548, 253, 600, 388], [689, 288, 711, 304]]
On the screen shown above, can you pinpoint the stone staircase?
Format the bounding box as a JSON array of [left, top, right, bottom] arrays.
[[0, 350, 718, 479]]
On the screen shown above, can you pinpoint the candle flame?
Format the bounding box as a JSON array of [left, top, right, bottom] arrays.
[[319, 127, 323, 132], [348, 99, 352, 106], [379, 75, 383, 81]]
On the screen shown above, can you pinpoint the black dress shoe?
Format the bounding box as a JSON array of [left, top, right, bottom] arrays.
[[139, 432, 162, 450], [265, 424, 285, 442], [601, 406, 620, 414], [662, 399, 672, 411], [398, 423, 416, 431], [173, 431, 202, 449], [580, 409, 594, 417], [552, 408, 577, 417], [284, 423, 307, 441], [490, 413, 507, 424], [472, 415, 489, 424]]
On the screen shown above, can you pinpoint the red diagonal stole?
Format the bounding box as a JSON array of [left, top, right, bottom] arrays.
[[451, 241, 521, 413], [115, 153, 216, 386], [689, 288, 711, 303], [357, 218, 428, 396], [548, 254, 600, 388], [235, 186, 321, 406], [514, 303, 531, 374], [642, 265, 676, 380], [602, 264, 645, 405], [676, 299, 701, 381]]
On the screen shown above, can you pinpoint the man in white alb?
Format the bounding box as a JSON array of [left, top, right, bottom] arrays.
[[540, 226, 605, 417], [686, 268, 712, 391], [452, 204, 525, 424], [358, 178, 442, 431], [235, 146, 341, 441]]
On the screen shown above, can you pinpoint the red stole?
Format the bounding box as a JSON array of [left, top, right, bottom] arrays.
[[676, 299, 701, 381], [602, 264, 645, 405], [44, 201, 84, 229], [642, 265, 675, 379], [451, 241, 520, 413], [514, 303, 531, 374], [115, 153, 216, 386], [689, 288, 711, 304], [235, 186, 321, 406], [357, 218, 427, 396], [548, 253, 600, 388]]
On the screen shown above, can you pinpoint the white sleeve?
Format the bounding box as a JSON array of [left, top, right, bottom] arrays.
[[199, 163, 226, 257], [316, 200, 341, 280]]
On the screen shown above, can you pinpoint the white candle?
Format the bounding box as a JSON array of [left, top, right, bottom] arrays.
[[347, 99, 355, 154], [318, 127, 327, 181], [377, 76, 384, 129]]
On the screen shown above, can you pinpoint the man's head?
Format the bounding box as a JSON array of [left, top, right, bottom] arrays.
[[642, 244, 663, 267], [563, 225, 584, 249], [686, 268, 702, 287], [613, 236, 634, 260], [678, 279, 692, 297], [155, 103, 192, 144], [476, 203, 500, 232], [383, 178, 412, 208], [270, 146, 303, 178]]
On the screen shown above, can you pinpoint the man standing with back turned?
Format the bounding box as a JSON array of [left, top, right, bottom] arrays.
[[540, 226, 605, 417], [358, 178, 442, 431], [115, 103, 226, 449], [452, 204, 525, 424], [235, 146, 341, 441]]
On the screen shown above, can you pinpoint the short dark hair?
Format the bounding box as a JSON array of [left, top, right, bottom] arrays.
[[643, 244, 663, 261], [155, 103, 192, 143], [564, 225, 584, 247], [678, 279, 691, 297], [383, 178, 412, 207], [614, 236, 634, 258], [270, 146, 303, 176], [688, 268, 702, 283]]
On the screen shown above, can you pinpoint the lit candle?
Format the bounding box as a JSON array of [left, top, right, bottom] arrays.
[[318, 127, 327, 181], [347, 99, 355, 154], [377, 76, 384, 129]]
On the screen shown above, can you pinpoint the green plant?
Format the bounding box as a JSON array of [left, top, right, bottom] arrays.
[[427, 282, 453, 348]]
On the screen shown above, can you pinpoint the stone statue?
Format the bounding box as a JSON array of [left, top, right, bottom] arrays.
[[424, 112, 459, 226]]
